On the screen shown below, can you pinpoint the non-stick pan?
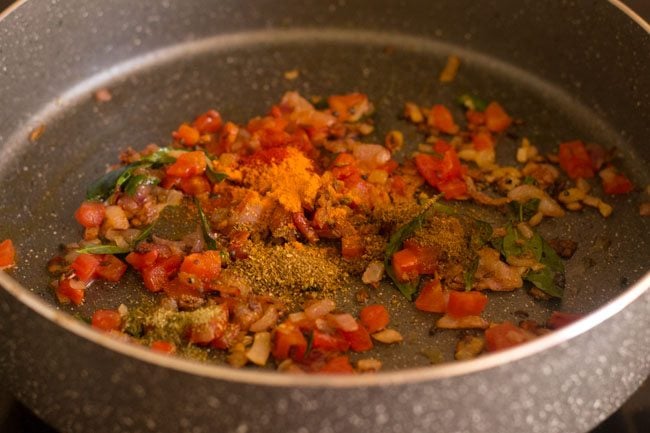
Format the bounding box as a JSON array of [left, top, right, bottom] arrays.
[[0, 1, 649, 432]]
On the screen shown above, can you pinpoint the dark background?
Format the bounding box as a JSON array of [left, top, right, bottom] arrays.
[[0, 0, 648, 432]]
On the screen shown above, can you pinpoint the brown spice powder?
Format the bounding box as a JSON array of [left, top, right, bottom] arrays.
[[230, 241, 350, 306]]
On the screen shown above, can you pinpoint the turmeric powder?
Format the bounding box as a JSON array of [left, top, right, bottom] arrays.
[[242, 147, 322, 213]]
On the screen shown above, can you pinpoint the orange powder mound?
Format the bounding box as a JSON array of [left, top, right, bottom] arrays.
[[242, 147, 322, 213]]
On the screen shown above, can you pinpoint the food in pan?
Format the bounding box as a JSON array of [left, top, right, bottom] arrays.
[[37, 89, 634, 373]]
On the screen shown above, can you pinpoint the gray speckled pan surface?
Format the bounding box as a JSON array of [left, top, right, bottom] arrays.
[[0, 0, 649, 432]]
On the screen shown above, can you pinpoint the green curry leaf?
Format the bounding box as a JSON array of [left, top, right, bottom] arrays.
[[195, 198, 218, 251]]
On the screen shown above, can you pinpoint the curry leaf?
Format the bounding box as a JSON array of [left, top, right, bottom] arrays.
[[195, 198, 218, 251], [463, 256, 479, 291], [86, 166, 129, 201], [85, 148, 175, 201], [494, 224, 564, 298], [458, 94, 487, 112], [206, 163, 228, 184], [124, 175, 161, 196], [385, 197, 440, 300], [76, 244, 132, 255]]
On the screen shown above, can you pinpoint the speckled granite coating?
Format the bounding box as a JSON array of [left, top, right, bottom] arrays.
[[0, 1, 648, 432]]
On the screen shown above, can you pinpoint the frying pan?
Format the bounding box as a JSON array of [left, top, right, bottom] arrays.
[[0, 0, 649, 432]]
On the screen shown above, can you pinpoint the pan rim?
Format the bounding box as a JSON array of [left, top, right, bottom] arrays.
[[0, 0, 648, 389], [1, 269, 648, 387]]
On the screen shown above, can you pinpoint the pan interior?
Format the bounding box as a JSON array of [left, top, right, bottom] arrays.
[[0, 29, 648, 370]]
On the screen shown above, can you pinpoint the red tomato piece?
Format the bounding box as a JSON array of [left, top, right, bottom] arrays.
[[95, 255, 128, 282], [318, 355, 354, 374], [312, 330, 350, 353], [599, 167, 634, 194], [428, 104, 459, 134], [179, 175, 211, 196], [472, 131, 494, 151], [414, 141, 465, 196], [465, 109, 486, 126], [91, 309, 122, 331], [340, 321, 373, 352], [142, 255, 182, 292], [547, 311, 584, 329], [71, 253, 101, 282], [485, 322, 533, 352], [273, 323, 308, 361], [359, 305, 390, 334], [180, 251, 222, 282], [327, 93, 368, 122], [55, 278, 85, 306], [391, 248, 420, 282], [414, 279, 447, 313], [0, 239, 16, 269], [341, 235, 364, 259], [166, 151, 207, 178], [192, 110, 222, 134], [74, 201, 106, 228], [484, 102, 512, 132], [437, 178, 468, 200], [174, 124, 200, 146], [125, 250, 159, 270], [558, 140, 595, 179], [151, 340, 177, 354], [446, 291, 488, 317]]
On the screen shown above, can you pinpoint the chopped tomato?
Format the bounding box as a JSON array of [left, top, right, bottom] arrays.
[[360, 305, 390, 334], [318, 355, 354, 374], [446, 291, 488, 317], [414, 140, 466, 196], [151, 340, 177, 354], [341, 235, 364, 259], [328, 93, 368, 122], [174, 124, 200, 146], [193, 110, 222, 134], [465, 109, 486, 126], [180, 251, 222, 282], [71, 253, 101, 282], [179, 175, 211, 195], [55, 278, 85, 306], [91, 309, 122, 331], [547, 311, 584, 329], [273, 323, 308, 361], [471, 131, 494, 151], [428, 104, 459, 134], [484, 102, 512, 132], [340, 321, 373, 352], [125, 250, 159, 270], [141, 255, 182, 292], [437, 177, 468, 200], [402, 240, 438, 275], [312, 330, 350, 352], [166, 151, 207, 178], [0, 239, 16, 269], [95, 255, 128, 282], [558, 140, 595, 179], [599, 166, 633, 194], [391, 248, 420, 281], [74, 201, 106, 228], [485, 322, 533, 352], [414, 278, 447, 313]]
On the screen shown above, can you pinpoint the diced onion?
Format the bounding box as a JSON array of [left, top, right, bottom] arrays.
[[249, 306, 279, 332], [246, 332, 271, 366], [328, 313, 359, 332], [371, 329, 403, 344], [305, 299, 336, 320]]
